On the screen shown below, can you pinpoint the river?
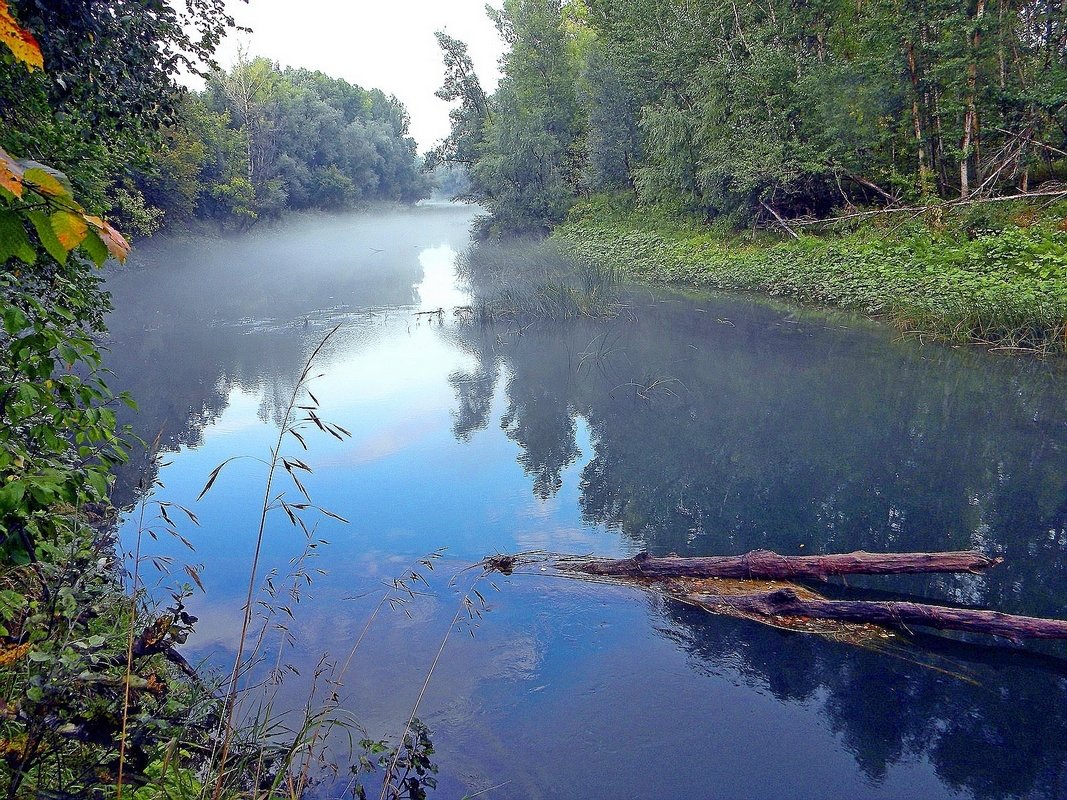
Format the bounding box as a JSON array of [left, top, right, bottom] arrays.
[[103, 203, 1067, 800]]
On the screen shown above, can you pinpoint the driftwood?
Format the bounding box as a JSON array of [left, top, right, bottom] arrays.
[[567, 549, 1001, 581], [686, 588, 1067, 642], [484, 549, 1067, 642]]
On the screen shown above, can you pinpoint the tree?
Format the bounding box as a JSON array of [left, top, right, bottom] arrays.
[[427, 31, 492, 175], [0, 1, 131, 567], [0, 0, 242, 215], [437, 0, 585, 234]]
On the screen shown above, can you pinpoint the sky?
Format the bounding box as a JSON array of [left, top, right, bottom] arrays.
[[205, 0, 504, 152]]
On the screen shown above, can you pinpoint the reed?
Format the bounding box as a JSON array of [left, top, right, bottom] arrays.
[[459, 239, 624, 321]]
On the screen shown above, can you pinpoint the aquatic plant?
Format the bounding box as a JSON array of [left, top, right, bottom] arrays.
[[458, 239, 624, 321], [557, 196, 1067, 354]]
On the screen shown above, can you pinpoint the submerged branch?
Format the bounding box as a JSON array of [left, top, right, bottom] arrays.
[[685, 588, 1067, 641]]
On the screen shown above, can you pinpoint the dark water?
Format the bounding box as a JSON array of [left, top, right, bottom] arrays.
[[104, 204, 1067, 800]]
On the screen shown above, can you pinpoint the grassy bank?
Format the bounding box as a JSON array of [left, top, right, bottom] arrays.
[[555, 196, 1067, 353]]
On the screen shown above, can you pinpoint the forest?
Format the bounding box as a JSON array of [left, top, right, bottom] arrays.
[[1, 5, 428, 236], [430, 0, 1067, 351], [0, 0, 1065, 798], [433, 0, 1067, 232]]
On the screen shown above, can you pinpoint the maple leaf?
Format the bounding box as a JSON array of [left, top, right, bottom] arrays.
[[0, 0, 43, 71]]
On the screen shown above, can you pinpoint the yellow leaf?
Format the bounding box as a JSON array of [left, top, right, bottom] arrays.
[[0, 145, 23, 198], [50, 210, 88, 250], [0, 0, 42, 71], [85, 214, 131, 263], [22, 166, 69, 199], [0, 642, 30, 667]]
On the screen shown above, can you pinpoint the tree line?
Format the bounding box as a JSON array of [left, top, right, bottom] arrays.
[[0, 2, 429, 236], [431, 0, 1067, 234], [136, 56, 431, 229]]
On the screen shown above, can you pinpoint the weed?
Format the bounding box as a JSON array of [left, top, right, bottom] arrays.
[[459, 239, 625, 321], [558, 197, 1067, 354]]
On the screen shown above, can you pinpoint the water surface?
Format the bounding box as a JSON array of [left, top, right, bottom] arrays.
[[105, 205, 1067, 800]]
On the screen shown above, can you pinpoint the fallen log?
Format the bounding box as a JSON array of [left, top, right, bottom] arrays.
[[686, 587, 1067, 641], [566, 549, 1001, 581], [481, 549, 1067, 643]]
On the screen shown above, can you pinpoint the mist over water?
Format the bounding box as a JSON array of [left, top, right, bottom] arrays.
[[104, 205, 1067, 800]]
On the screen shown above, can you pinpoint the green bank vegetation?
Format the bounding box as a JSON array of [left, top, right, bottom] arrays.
[[557, 195, 1067, 351]]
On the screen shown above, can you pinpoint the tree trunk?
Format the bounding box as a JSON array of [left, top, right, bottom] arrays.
[[483, 549, 1067, 643], [960, 0, 988, 197], [906, 40, 930, 190], [686, 588, 1067, 641], [565, 549, 1001, 581]]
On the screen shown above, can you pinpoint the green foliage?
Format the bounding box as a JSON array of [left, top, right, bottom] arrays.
[[0, 0, 240, 214], [135, 57, 430, 226], [0, 157, 132, 564], [354, 718, 439, 800], [440, 0, 1067, 233], [0, 508, 213, 799], [558, 197, 1067, 351], [435, 0, 586, 235], [426, 32, 491, 176]]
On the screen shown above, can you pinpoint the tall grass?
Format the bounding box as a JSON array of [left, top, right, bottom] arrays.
[[0, 323, 468, 800], [459, 239, 624, 321]]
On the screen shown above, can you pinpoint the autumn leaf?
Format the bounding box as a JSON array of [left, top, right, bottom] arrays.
[[0, 146, 24, 198], [84, 215, 130, 262], [50, 210, 88, 250], [0, 0, 42, 71], [22, 165, 72, 200], [0, 642, 30, 668]]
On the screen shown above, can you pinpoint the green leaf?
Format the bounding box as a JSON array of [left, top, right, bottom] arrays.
[[2, 305, 27, 334], [0, 480, 26, 514], [85, 469, 107, 498], [80, 227, 109, 266], [27, 209, 67, 264], [0, 209, 36, 264]]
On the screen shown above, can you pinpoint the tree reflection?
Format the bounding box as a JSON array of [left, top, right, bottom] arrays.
[[448, 357, 499, 442], [665, 599, 1067, 799], [449, 288, 1067, 800]]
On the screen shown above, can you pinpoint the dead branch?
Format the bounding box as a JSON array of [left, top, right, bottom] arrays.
[[760, 200, 801, 239]]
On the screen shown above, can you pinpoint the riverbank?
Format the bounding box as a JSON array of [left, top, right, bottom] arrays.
[[554, 196, 1067, 354]]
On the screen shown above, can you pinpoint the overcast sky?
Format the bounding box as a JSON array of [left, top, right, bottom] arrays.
[[206, 0, 504, 152]]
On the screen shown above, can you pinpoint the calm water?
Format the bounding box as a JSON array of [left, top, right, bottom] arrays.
[[104, 204, 1067, 800]]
